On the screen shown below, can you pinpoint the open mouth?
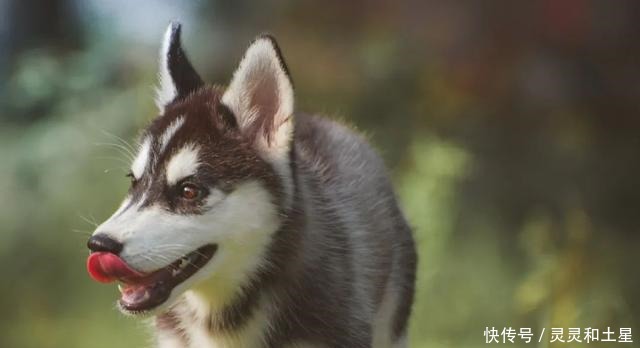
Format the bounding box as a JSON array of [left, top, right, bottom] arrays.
[[87, 245, 217, 313]]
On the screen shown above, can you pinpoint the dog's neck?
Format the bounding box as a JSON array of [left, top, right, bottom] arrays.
[[155, 290, 272, 348]]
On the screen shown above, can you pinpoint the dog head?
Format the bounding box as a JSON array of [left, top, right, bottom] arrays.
[[87, 22, 294, 315]]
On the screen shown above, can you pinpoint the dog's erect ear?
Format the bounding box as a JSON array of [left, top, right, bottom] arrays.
[[222, 35, 294, 160], [156, 22, 204, 112]]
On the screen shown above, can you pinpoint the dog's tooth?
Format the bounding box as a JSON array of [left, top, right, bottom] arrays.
[[178, 258, 189, 269], [117, 284, 124, 294], [141, 289, 150, 302]]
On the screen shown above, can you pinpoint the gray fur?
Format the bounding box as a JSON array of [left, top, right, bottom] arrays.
[[275, 113, 417, 346]]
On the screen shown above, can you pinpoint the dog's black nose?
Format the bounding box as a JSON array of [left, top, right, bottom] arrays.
[[87, 234, 123, 255]]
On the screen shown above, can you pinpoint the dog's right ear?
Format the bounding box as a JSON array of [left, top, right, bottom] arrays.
[[155, 22, 204, 113], [222, 35, 294, 161]]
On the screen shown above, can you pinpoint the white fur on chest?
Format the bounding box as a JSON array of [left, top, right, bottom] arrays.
[[156, 291, 268, 348]]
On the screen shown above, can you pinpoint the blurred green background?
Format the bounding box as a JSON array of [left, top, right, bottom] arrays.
[[0, 1, 638, 347]]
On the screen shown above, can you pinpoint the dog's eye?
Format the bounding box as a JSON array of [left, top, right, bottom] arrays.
[[180, 183, 200, 200]]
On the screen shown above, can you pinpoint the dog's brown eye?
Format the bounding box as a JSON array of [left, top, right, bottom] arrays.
[[181, 184, 199, 200]]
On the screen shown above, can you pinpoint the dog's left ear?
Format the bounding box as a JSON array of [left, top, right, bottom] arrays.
[[156, 22, 204, 112], [222, 35, 294, 161]]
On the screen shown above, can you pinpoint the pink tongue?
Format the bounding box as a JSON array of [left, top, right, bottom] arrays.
[[87, 252, 144, 283]]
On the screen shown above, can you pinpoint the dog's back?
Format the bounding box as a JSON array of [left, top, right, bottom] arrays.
[[261, 114, 417, 347]]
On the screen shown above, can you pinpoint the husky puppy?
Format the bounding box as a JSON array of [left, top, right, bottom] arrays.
[[86, 22, 416, 348]]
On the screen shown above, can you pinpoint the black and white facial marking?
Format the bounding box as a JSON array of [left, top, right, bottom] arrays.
[[127, 89, 281, 214], [91, 22, 295, 315]]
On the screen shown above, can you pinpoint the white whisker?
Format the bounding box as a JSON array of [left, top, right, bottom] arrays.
[[100, 129, 137, 153], [77, 213, 99, 228], [94, 142, 135, 162]]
